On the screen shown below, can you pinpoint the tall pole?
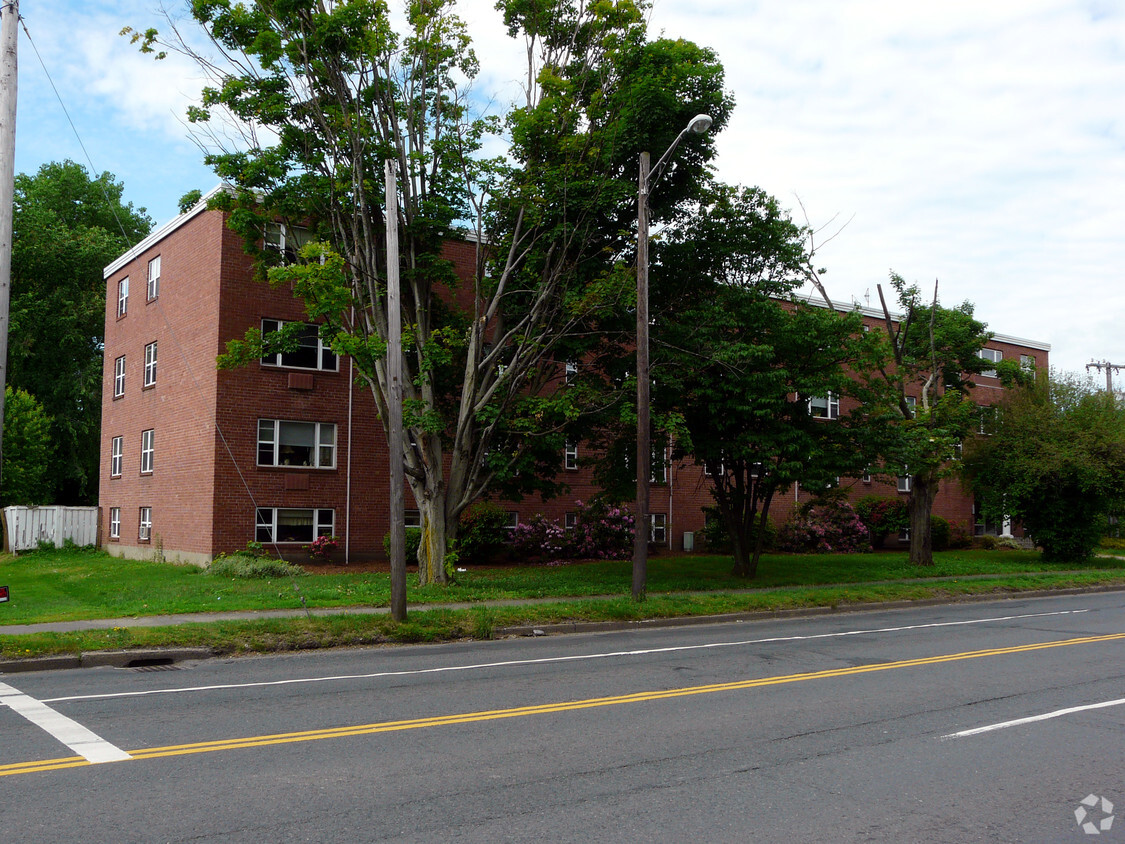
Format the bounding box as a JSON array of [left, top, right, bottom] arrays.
[[632, 114, 712, 603], [0, 0, 18, 494], [386, 160, 406, 622], [633, 151, 651, 602]]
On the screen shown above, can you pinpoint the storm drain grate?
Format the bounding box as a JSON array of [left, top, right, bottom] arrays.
[[125, 657, 180, 671]]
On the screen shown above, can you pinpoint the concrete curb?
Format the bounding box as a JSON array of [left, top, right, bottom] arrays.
[[0, 647, 214, 674]]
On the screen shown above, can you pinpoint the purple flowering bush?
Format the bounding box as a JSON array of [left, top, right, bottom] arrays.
[[777, 499, 870, 554], [511, 499, 635, 561]]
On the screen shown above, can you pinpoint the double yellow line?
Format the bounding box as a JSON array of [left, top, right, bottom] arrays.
[[4, 631, 1124, 778]]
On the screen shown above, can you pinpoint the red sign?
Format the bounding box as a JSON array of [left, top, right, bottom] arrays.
[[0, 585, 8, 603]]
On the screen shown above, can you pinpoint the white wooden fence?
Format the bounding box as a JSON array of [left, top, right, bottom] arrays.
[[3, 506, 99, 552]]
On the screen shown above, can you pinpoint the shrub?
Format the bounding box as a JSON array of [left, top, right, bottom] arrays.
[[948, 523, 973, 549], [457, 502, 513, 564], [974, 534, 999, 550], [855, 496, 908, 549], [383, 527, 423, 564], [699, 506, 777, 554], [930, 516, 951, 552], [777, 498, 870, 554], [1100, 536, 1125, 550], [304, 535, 339, 561], [208, 554, 307, 578], [510, 499, 635, 561]]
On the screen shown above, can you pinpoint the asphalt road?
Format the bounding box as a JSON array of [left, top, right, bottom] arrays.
[[3, 592, 1125, 843]]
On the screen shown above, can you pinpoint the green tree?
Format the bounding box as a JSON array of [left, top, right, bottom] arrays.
[[11, 161, 152, 503], [140, 0, 731, 584], [867, 274, 993, 566], [648, 185, 869, 577], [1, 387, 53, 506], [963, 373, 1125, 562]]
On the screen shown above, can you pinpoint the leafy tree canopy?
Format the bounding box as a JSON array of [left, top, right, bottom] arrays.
[[11, 161, 152, 504], [964, 373, 1125, 562]]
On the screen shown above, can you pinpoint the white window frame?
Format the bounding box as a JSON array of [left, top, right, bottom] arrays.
[[504, 512, 519, 531], [978, 348, 1002, 378], [808, 392, 840, 420], [260, 319, 339, 372], [109, 507, 121, 540], [140, 429, 154, 475], [257, 419, 337, 469], [255, 507, 334, 544], [905, 396, 917, 418], [897, 471, 912, 493], [147, 256, 161, 300], [143, 341, 157, 388], [264, 223, 311, 262], [138, 507, 152, 541], [1020, 354, 1035, 371], [564, 512, 577, 531], [117, 277, 129, 318], [651, 445, 668, 484], [650, 513, 667, 544], [114, 355, 126, 398], [111, 436, 123, 477], [565, 360, 578, 384], [564, 440, 578, 470]]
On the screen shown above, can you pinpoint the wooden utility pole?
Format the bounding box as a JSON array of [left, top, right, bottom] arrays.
[[0, 0, 18, 493], [633, 151, 651, 602], [386, 160, 406, 622], [1086, 360, 1123, 395]]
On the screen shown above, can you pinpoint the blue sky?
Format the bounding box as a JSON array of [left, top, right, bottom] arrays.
[[14, 0, 1125, 378]]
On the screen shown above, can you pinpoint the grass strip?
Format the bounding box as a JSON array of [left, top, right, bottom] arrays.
[[3, 570, 1124, 661]]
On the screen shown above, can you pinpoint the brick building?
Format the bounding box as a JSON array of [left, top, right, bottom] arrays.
[[98, 191, 1049, 563]]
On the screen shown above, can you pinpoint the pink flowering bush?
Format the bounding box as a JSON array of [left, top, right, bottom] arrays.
[[511, 499, 635, 561], [304, 534, 339, 561], [777, 499, 870, 554]]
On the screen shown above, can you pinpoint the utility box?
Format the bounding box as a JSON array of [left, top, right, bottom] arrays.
[[683, 531, 694, 552]]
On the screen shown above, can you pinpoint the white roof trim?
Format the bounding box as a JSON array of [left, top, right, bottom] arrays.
[[103, 184, 229, 279], [797, 290, 1050, 352]]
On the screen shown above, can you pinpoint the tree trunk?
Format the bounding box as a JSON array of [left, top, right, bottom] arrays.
[[416, 491, 451, 586], [908, 472, 938, 566]]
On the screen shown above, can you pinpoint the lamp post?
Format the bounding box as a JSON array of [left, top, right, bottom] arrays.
[[633, 113, 712, 602]]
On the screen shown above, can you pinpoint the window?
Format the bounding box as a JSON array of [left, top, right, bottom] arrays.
[[117, 277, 129, 318], [564, 512, 577, 531], [505, 512, 519, 530], [978, 405, 997, 435], [650, 513, 667, 544], [114, 355, 126, 398], [139, 507, 152, 541], [651, 446, 667, 484], [257, 420, 336, 468], [111, 437, 123, 477], [564, 441, 578, 470], [147, 256, 161, 300], [405, 510, 421, 528], [861, 468, 872, 484], [109, 507, 121, 540], [897, 472, 912, 493], [140, 429, 154, 474], [750, 462, 764, 479], [808, 392, 839, 420], [143, 342, 158, 388], [905, 396, 917, 418], [255, 507, 334, 543], [260, 320, 338, 371], [1020, 354, 1036, 371], [978, 348, 1002, 378], [263, 223, 312, 262], [565, 360, 578, 384]]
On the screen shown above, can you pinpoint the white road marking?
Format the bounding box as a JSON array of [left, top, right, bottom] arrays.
[[41, 609, 1087, 705], [944, 697, 1125, 739], [0, 681, 131, 763]]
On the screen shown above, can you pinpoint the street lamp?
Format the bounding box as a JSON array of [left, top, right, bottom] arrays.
[[634, 113, 712, 602]]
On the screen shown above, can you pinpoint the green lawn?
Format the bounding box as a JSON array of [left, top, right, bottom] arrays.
[[2, 545, 1124, 626]]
